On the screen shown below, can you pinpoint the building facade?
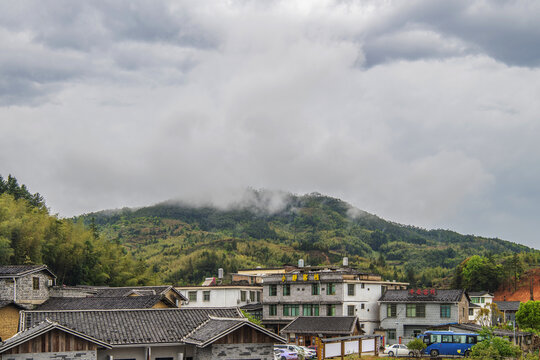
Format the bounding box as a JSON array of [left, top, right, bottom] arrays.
[[261, 267, 407, 334], [467, 291, 494, 325], [378, 289, 470, 344], [176, 285, 262, 308]]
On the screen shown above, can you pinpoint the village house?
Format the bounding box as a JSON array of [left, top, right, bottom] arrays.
[[467, 291, 494, 324], [279, 316, 363, 346], [378, 289, 470, 344], [0, 265, 56, 305], [0, 308, 285, 360], [261, 261, 407, 334], [176, 284, 262, 308]]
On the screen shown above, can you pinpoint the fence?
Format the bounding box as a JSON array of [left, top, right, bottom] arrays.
[[317, 335, 379, 360]]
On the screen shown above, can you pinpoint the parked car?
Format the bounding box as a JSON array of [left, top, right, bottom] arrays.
[[299, 346, 316, 359], [274, 348, 298, 360], [383, 344, 416, 357]]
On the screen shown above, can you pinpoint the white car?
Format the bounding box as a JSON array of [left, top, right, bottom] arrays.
[[383, 344, 416, 357]]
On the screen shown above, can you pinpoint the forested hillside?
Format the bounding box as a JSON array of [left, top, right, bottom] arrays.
[[79, 190, 539, 287], [0, 175, 156, 285]]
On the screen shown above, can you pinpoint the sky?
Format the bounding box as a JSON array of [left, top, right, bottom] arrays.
[[1, 0, 539, 249]]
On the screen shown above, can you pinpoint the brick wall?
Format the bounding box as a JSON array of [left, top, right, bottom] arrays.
[[2, 350, 96, 360]]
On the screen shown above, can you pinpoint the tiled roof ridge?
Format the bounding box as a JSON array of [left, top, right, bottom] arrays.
[[207, 315, 248, 322], [181, 317, 212, 343]]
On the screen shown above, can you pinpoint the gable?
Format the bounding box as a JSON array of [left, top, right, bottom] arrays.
[[213, 324, 276, 345]]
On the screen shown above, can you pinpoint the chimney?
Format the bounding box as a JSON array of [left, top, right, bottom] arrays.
[[343, 257, 349, 267], [298, 259, 304, 268], [218, 268, 224, 279]]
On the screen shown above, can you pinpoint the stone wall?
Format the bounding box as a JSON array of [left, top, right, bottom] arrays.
[[0, 279, 15, 301], [196, 343, 274, 360], [2, 350, 96, 360], [15, 272, 53, 304]]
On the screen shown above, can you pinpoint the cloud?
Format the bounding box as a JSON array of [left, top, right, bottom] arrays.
[[1, 0, 540, 249]]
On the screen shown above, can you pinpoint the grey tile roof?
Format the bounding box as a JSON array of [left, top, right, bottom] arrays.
[[469, 303, 482, 308], [280, 316, 359, 335], [0, 265, 56, 278], [0, 319, 111, 353], [36, 296, 166, 310], [92, 285, 186, 300], [494, 301, 521, 312], [379, 289, 465, 303], [0, 301, 32, 310], [467, 291, 493, 297], [21, 308, 243, 345], [184, 317, 285, 348]]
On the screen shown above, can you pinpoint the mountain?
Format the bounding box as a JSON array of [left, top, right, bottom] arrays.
[[78, 190, 535, 286]]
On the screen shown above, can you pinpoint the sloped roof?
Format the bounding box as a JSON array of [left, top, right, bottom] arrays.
[[280, 316, 361, 335], [468, 291, 493, 297], [0, 265, 56, 279], [21, 308, 243, 345], [469, 303, 482, 308], [36, 295, 168, 310], [92, 285, 186, 300], [0, 319, 111, 353], [184, 317, 285, 348], [494, 301, 521, 312], [379, 289, 466, 303], [0, 301, 32, 310]]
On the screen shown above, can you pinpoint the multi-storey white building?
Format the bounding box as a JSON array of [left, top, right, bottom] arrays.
[[261, 264, 407, 335], [467, 291, 494, 324]]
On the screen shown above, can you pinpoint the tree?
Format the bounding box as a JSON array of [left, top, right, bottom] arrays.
[[515, 301, 540, 332], [459, 255, 503, 292], [470, 328, 521, 360]]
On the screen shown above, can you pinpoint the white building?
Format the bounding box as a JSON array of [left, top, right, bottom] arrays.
[[467, 291, 494, 325], [176, 285, 262, 308]]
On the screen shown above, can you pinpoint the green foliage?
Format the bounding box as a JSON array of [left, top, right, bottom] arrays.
[[77, 191, 539, 285], [471, 329, 521, 360], [515, 301, 540, 332], [241, 310, 263, 327], [0, 175, 156, 286], [453, 255, 504, 292], [406, 338, 426, 351]]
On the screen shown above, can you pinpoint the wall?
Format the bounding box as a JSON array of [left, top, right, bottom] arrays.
[[2, 350, 96, 360], [379, 302, 461, 344], [177, 287, 261, 308], [97, 345, 191, 360], [0, 305, 20, 341], [13, 272, 53, 305], [196, 344, 273, 360]]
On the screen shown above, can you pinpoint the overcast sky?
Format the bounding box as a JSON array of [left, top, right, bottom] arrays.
[[1, 0, 539, 249]]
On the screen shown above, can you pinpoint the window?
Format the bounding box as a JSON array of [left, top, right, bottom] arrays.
[[240, 291, 246, 301], [303, 304, 319, 316], [188, 291, 197, 302], [361, 283, 365, 289], [347, 305, 355, 316], [283, 284, 291, 296], [361, 303, 365, 310], [326, 283, 336, 295], [327, 304, 336, 316], [440, 305, 451, 318], [454, 335, 467, 344], [387, 304, 397, 318], [387, 330, 396, 340], [347, 284, 355, 296], [406, 304, 425, 317], [283, 304, 299, 316], [471, 297, 479, 303], [442, 335, 452, 343], [256, 291, 261, 302], [467, 335, 477, 344], [413, 330, 422, 338], [250, 291, 256, 301], [469, 308, 474, 316], [480, 297, 485, 303], [203, 291, 210, 301], [269, 284, 277, 296], [269, 304, 277, 316], [312, 284, 320, 295], [33, 277, 39, 290]]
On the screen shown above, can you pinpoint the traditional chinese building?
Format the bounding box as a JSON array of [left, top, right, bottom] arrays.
[[378, 289, 470, 345], [261, 265, 407, 334]]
